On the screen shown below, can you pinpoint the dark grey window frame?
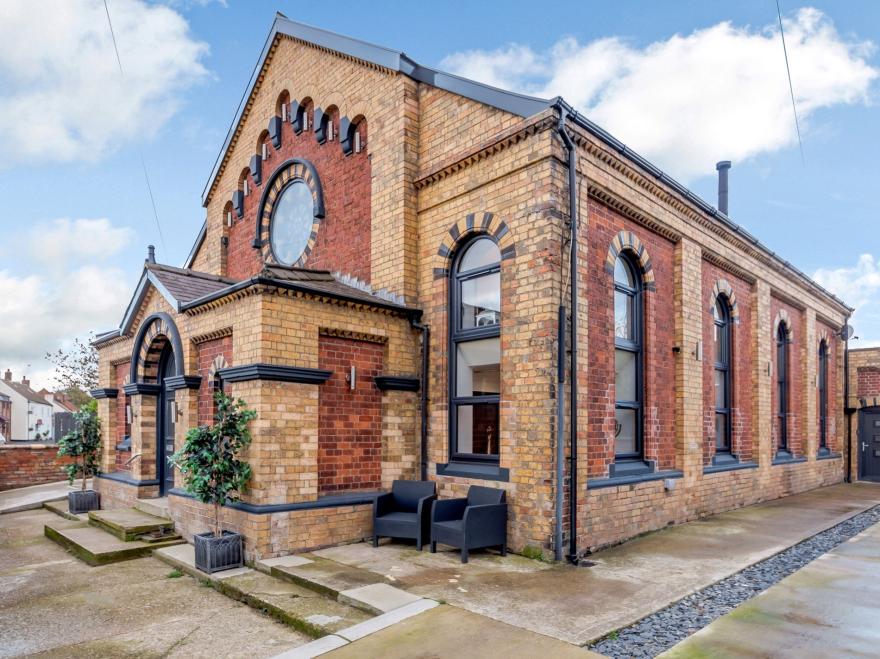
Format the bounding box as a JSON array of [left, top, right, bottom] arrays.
[[818, 339, 828, 452], [714, 296, 732, 453], [614, 253, 644, 463], [776, 323, 790, 453], [448, 235, 501, 465]]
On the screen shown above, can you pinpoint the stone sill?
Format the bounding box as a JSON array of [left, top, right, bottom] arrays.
[[436, 461, 510, 482], [817, 452, 842, 461], [703, 461, 759, 475], [587, 469, 683, 490], [771, 454, 808, 466]]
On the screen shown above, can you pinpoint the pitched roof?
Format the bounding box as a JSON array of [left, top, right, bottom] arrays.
[[147, 263, 237, 304], [2, 380, 50, 405], [260, 265, 410, 310]]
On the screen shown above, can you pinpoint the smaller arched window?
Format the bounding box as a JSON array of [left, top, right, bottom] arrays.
[[614, 253, 643, 460], [818, 340, 828, 452], [450, 236, 501, 462], [713, 297, 732, 453], [776, 323, 790, 453]]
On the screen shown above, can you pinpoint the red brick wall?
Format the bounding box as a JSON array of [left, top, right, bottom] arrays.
[[196, 336, 233, 426], [226, 112, 371, 283], [0, 445, 74, 491], [770, 298, 805, 457], [857, 366, 880, 399], [114, 362, 131, 472], [586, 199, 676, 477], [701, 263, 754, 464], [817, 321, 840, 452], [318, 335, 383, 494]]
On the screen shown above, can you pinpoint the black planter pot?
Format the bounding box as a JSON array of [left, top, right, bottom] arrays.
[[194, 531, 243, 573], [68, 490, 100, 515]]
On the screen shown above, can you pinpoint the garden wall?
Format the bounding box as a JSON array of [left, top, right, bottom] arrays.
[[0, 443, 73, 491]]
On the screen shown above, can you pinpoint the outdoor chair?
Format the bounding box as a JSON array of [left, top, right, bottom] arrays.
[[372, 479, 437, 551], [430, 485, 507, 563]]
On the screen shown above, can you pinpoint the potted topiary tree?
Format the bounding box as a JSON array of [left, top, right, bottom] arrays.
[[172, 391, 256, 573], [57, 403, 101, 514]]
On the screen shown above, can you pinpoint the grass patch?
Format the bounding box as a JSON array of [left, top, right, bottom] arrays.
[[521, 545, 548, 562], [167, 568, 184, 579]]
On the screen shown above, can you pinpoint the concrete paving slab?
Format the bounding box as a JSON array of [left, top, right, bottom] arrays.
[[661, 522, 880, 658], [325, 604, 601, 658], [88, 506, 173, 540], [44, 518, 184, 566], [154, 542, 251, 580], [272, 635, 348, 659], [335, 598, 438, 642], [1, 508, 310, 658], [315, 482, 880, 645], [269, 553, 391, 598], [338, 582, 423, 614], [43, 499, 87, 522], [0, 480, 82, 514], [258, 555, 315, 570]]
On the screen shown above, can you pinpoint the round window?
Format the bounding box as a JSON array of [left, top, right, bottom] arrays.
[[270, 180, 314, 265]]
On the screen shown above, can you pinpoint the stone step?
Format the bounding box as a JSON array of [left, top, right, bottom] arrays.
[[44, 519, 184, 566], [43, 499, 88, 522], [134, 497, 171, 518], [154, 544, 372, 639], [88, 507, 174, 541]]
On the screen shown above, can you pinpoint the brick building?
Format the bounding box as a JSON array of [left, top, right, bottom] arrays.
[[844, 347, 880, 484], [92, 16, 852, 561]]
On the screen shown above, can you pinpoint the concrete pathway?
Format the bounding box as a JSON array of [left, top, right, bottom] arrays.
[[661, 521, 880, 658], [0, 480, 86, 514], [315, 482, 880, 645]]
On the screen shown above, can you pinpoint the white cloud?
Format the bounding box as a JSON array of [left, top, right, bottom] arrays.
[[441, 8, 877, 181], [29, 218, 134, 266], [814, 254, 880, 346], [0, 0, 209, 166]]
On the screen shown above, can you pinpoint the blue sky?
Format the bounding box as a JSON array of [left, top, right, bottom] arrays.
[[1, 0, 878, 388]]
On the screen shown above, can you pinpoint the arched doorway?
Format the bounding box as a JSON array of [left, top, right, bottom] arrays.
[[157, 344, 176, 495], [858, 406, 880, 482]]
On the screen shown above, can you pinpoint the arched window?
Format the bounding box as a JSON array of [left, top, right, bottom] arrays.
[[777, 323, 790, 453], [450, 236, 501, 462], [614, 253, 643, 461], [818, 340, 828, 452], [714, 297, 732, 453]]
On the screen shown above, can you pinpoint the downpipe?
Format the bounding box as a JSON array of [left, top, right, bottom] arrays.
[[411, 317, 430, 481], [844, 319, 853, 483]]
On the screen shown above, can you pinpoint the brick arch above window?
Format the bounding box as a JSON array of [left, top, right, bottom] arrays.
[[773, 308, 793, 340], [710, 279, 741, 324], [130, 312, 184, 384], [605, 231, 656, 291], [817, 328, 833, 348], [208, 355, 229, 379], [433, 212, 516, 279]]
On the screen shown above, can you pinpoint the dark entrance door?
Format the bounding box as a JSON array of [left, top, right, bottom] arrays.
[[858, 407, 880, 482], [157, 346, 176, 495]]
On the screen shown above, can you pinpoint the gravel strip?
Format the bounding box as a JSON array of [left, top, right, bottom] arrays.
[[589, 504, 880, 658]]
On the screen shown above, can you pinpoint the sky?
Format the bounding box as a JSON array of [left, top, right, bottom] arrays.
[[0, 0, 878, 390]]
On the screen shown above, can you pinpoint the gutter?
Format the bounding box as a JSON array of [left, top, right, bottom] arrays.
[[410, 319, 430, 481], [556, 102, 580, 564]]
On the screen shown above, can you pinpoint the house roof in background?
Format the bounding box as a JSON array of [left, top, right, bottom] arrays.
[[1, 380, 50, 406]]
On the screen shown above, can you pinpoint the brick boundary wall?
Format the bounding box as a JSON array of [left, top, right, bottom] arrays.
[[0, 444, 73, 491]]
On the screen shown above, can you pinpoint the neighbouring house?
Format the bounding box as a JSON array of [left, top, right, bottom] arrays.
[[0, 393, 10, 442], [38, 389, 78, 415], [90, 15, 852, 561], [0, 370, 53, 441]]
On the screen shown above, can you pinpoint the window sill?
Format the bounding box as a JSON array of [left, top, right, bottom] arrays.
[[587, 469, 683, 490], [609, 459, 656, 478], [817, 451, 842, 461], [772, 452, 807, 466], [704, 460, 758, 475], [436, 461, 509, 482]]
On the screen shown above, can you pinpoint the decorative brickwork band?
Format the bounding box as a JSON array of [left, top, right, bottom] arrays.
[[604, 231, 656, 290], [709, 278, 741, 324], [217, 363, 332, 384], [773, 308, 793, 340], [434, 211, 516, 279], [129, 312, 184, 384], [253, 158, 325, 268]]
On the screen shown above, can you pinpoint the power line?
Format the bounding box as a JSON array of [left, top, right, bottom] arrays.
[[102, 0, 167, 252], [776, 0, 805, 165]]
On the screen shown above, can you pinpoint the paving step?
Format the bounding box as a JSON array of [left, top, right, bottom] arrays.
[[43, 499, 88, 522], [154, 544, 372, 639], [133, 497, 171, 518], [88, 507, 174, 541], [256, 554, 393, 600], [44, 519, 184, 566]]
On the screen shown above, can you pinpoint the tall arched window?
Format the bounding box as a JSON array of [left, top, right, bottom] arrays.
[[776, 323, 790, 453], [818, 340, 828, 452], [714, 297, 732, 453], [614, 253, 642, 461], [450, 237, 501, 462]]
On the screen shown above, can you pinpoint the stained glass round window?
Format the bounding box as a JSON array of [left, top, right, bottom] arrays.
[[270, 180, 314, 265]]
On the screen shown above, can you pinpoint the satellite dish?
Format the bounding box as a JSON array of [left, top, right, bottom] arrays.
[[840, 324, 855, 340]]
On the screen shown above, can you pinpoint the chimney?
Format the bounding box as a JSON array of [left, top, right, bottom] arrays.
[[21, 376, 30, 388], [716, 161, 731, 215], [3, 369, 10, 382], [147, 244, 156, 264]]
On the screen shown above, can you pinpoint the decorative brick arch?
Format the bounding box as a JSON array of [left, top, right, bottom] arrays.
[[817, 328, 832, 349], [709, 278, 740, 324], [130, 312, 184, 384], [253, 158, 325, 266], [605, 231, 656, 290], [208, 355, 229, 379], [433, 212, 516, 279], [773, 308, 793, 340]]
